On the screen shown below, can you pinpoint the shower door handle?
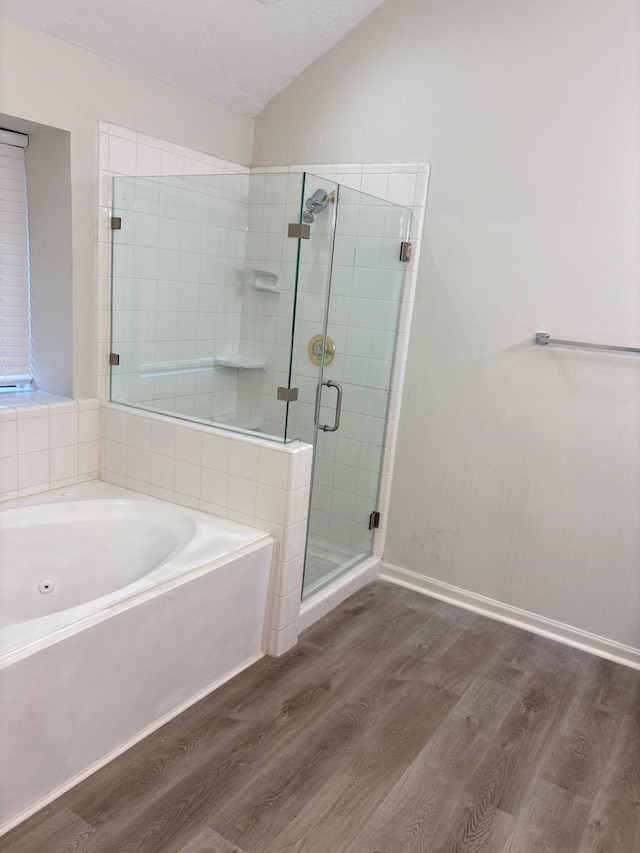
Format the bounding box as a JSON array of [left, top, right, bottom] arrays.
[[319, 380, 342, 432]]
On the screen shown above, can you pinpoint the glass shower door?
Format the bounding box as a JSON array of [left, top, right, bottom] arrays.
[[290, 181, 411, 597]]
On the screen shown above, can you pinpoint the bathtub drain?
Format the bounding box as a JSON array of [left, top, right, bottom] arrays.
[[38, 579, 55, 594]]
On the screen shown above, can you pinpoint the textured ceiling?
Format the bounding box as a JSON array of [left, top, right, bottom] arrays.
[[0, 0, 387, 117]]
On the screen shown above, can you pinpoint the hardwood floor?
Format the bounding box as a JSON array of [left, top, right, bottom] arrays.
[[2, 581, 639, 853]]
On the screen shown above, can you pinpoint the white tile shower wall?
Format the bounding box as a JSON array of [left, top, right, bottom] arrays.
[[101, 403, 312, 655], [267, 163, 429, 562], [0, 399, 101, 502], [96, 122, 250, 418], [109, 174, 247, 422]]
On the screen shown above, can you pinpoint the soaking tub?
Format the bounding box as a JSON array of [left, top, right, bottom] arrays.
[[0, 481, 274, 834]]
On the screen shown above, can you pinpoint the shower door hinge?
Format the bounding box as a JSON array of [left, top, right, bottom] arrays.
[[399, 241, 412, 262], [109, 353, 120, 366], [111, 216, 122, 230], [288, 223, 311, 240], [277, 386, 299, 402], [369, 510, 381, 530]]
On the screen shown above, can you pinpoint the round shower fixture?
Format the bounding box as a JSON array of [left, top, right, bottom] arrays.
[[302, 189, 334, 223], [308, 334, 336, 366]]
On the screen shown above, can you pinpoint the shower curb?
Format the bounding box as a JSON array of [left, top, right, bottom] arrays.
[[298, 556, 379, 633]]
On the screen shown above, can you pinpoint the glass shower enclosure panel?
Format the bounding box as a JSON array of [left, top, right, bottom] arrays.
[[289, 180, 411, 597], [110, 169, 410, 599], [110, 172, 305, 442]]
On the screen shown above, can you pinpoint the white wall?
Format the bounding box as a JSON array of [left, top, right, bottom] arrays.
[[0, 18, 253, 398], [254, 0, 640, 648]]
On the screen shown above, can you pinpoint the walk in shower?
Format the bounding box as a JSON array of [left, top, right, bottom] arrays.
[[110, 171, 411, 596]]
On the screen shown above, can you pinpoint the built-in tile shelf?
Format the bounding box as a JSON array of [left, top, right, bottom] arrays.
[[214, 355, 267, 369], [213, 413, 264, 431]]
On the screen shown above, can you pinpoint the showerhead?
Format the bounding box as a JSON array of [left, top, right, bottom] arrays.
[[302, 188, 332, 223]]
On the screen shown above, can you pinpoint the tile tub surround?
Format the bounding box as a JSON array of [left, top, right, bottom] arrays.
[[101, 403, 312, 655], [0, 397, 100, 503]]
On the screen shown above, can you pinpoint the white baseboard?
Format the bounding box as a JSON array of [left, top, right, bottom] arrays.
[[299, 556, 379, 633], [0, 652, 263, 838], [380, 563, 640, 671]]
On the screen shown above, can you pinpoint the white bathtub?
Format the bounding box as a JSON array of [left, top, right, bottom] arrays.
[[0, 482, 274, 834]]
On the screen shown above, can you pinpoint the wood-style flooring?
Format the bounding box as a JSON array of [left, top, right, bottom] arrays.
[[2, 581, 639, 852]]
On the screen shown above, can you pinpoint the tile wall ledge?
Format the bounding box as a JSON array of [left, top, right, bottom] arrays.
[[0, 395, 100, 417], [0, 391, 72, 409]]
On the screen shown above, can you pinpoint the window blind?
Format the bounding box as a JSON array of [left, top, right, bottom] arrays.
[[0, 137, 32, 386]]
